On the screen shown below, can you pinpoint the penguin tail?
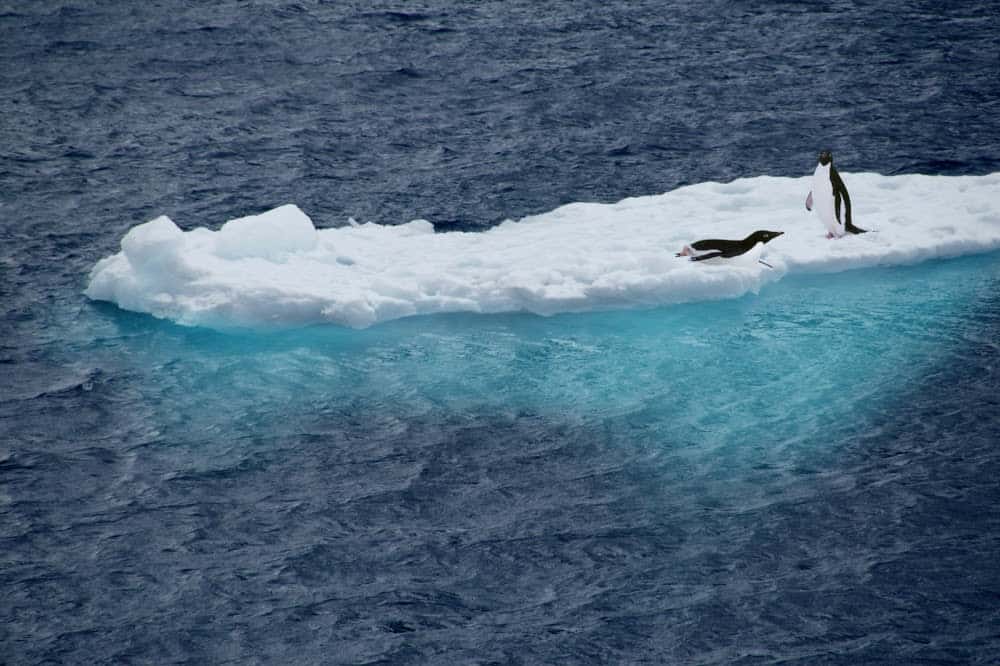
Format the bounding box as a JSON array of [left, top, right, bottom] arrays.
[[845, 223, 868, 234]]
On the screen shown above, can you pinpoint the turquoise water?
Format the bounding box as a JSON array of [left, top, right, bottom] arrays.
[[6, 253, 1000, 662], [58, 252, 996, 513], [80, 251, 999, 459]]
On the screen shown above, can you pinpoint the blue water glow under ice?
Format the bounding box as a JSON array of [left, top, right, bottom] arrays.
[[6, 253, 999, 663]]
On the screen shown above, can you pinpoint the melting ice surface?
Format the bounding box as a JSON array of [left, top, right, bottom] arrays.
[[86, 173, 1000, 329]]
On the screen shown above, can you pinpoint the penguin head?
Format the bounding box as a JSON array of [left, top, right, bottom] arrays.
[[818, 150, 833, 166], [749, 230, 784, 245]]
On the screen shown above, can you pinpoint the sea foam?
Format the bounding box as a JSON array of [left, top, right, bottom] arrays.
[[85, 173, 1000, 329]]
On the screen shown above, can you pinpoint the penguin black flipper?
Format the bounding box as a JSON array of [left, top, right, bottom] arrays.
[[689, 251, 725, 262], [690, 238, 742, 254], [830, 166, 867, 234]]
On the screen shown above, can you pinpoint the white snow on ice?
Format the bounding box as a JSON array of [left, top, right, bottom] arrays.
[[85, 173, 1000, 329]]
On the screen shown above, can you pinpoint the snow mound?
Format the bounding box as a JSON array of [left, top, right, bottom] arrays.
[[85, 173, 1000, 329]]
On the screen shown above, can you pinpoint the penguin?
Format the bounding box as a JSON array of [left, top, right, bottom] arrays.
[[805, 150, 866, 237], [676, 230, 783, 267]]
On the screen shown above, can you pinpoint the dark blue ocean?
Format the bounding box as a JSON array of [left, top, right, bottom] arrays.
[[3, 2, 1000, 664]]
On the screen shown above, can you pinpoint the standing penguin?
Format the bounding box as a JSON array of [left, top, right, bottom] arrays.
[[805, 150, 867, 237]]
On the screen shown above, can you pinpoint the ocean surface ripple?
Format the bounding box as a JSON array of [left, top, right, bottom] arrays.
[[2, 1, 1000, 663]]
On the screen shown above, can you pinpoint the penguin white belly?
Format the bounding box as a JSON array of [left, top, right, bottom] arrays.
[[811, 163, 843, 237], [729, 242, 763, 266]]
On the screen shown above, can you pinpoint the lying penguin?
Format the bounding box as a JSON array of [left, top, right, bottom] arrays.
[[676, 230, 783, 268], [805, 150, 867, 238]]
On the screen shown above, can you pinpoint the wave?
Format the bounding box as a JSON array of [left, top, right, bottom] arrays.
[[85, 173, 1000, 329]]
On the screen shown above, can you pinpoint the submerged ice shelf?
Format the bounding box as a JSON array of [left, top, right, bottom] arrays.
[[86, 173, 1000, 329]]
